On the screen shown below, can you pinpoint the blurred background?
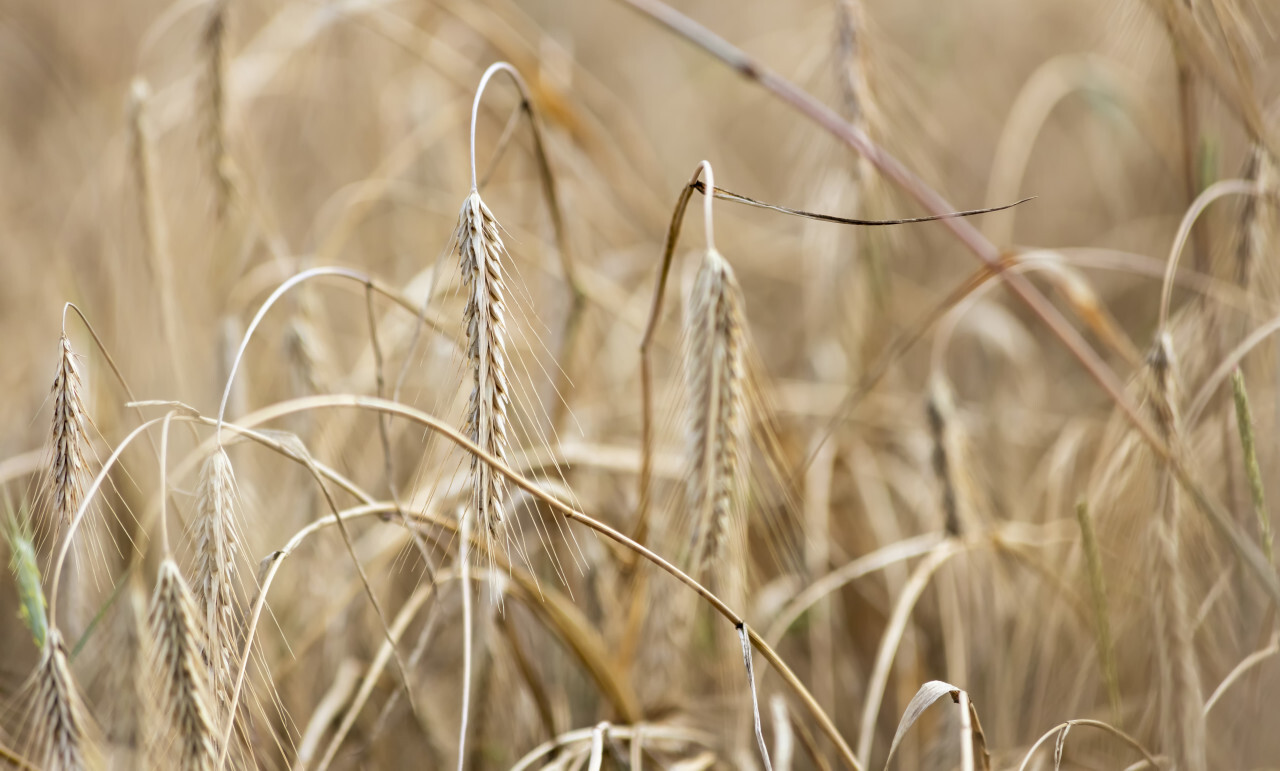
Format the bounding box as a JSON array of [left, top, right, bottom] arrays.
[[1, 0, 1279, 768]]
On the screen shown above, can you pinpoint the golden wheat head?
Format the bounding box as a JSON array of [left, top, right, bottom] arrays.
[[48, 334, 90, 535], [192, 448, 242, 716], [456, 190, 512, 549], [28, 629, 92, 771], [149, 558, 218, 771], [684, 247, 747, 580]]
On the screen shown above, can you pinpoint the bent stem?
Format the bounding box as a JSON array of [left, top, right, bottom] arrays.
[[469, 61, 585, 432]]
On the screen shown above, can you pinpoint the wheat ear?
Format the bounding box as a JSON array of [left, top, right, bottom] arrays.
[[456, 189, 512, 555], [49, 334, 89, 535], [149, 413, 218, 770], [200, 0, 230, 220], [29, 629, 91, 771], [683, 162, 747, 583], [150, 558, 219, 771], [192, 448, 242, 719]]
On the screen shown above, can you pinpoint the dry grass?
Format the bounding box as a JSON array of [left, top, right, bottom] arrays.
[[2, 0, 1280, 769]]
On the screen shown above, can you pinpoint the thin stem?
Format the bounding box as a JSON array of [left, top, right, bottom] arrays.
[[465, 61, 584, 431], [158, 411, 176, 555], [1015, 719, 1159, 771], [699, 160, 716, 252], [1157, 179, 1258, 333], [739, 622, 774, 771], [633, 162, 712, 552], [457, 510, 473, 771], [694, 180, 1034, 227], [217, 266, 442, 443]]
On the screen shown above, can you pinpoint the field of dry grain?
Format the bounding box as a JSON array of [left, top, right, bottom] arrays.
[[1, 0, 1279, 768]]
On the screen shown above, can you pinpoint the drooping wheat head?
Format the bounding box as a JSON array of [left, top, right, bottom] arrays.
[[456, 190, 512, 553], [149, 558, 219, 771], [684, 247, 747, 584]]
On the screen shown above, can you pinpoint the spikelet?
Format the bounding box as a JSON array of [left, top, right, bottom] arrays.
[[149, 559, 218, 771], [191, 449, 241, 717], [28, 629, 93, 771], [683, 248, 747, 582], [49, 335, 90, 535], [455, 190, 512, 549]]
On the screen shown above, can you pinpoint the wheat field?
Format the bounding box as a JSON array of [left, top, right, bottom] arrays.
[[1, 0, 1279, 768]]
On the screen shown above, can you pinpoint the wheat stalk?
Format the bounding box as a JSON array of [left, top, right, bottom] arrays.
[[456, 189, 512, 553], [150, 558, 219, 771], [28, 629, 92, 771]]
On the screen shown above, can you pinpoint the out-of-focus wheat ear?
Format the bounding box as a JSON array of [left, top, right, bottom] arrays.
[[456, 190, 512, 565], [1145, 334, 1207, 771], [1230, 369, 1272, 566], [200, 0, 231, 220], [284, 312, 326, 399], [49, 334, 90, 537], [99, 576, 154, 770], [127, 80, 186, 397], [6, 500, 49, 650], [1237, 146, 1277, 294], [192, 448, 242, 720], [833, 0, 883, 200], [149, 558, 218, 771], [1075, 501, 1122, 727], [926, 376, 962, 536], [28, 629, 94, 771], [684, 246, 747, 583]]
